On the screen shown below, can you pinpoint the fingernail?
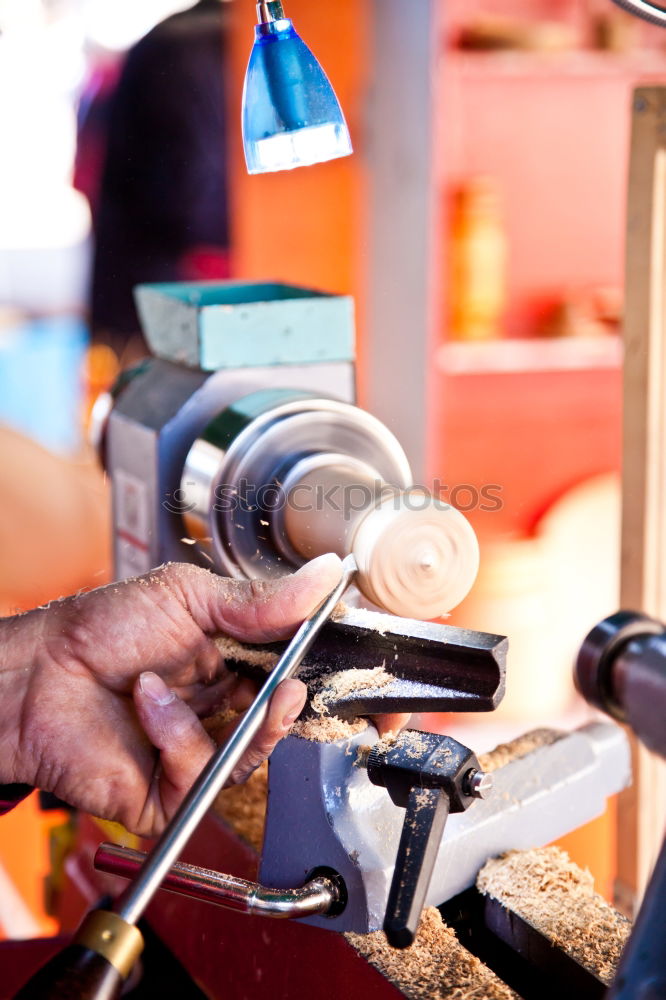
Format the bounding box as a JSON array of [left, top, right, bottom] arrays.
[[294, 553, 342, 579], [139, 672, 175, 706]]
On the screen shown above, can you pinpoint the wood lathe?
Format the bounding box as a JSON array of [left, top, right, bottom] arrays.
[[14, 281, 645, 998]]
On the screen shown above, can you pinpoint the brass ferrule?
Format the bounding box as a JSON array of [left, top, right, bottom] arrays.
[[257, 1, 285, 23], [74, 910, 144, 979]]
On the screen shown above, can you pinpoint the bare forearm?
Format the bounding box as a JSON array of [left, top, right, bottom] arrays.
[[0, 610, 43, 783]]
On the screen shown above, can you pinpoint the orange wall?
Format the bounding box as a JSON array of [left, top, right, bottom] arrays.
[[227, 0, 369, 302], [433, 366, 622, 539]]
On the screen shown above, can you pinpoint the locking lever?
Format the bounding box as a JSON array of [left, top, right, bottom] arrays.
[[359, 730, 492, 948]]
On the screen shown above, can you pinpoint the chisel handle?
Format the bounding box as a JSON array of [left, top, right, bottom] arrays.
[[14, 910, 142, 1000]]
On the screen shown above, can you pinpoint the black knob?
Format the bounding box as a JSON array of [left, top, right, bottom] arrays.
[[362, 730, 488, 948], [576, 611, 663, 720]]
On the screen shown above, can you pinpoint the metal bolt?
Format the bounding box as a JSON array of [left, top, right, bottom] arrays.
[[257, 1, 285, 23], [463, 768, 493, 800]]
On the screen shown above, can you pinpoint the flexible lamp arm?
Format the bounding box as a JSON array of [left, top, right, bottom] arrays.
[[257, 1, 285, 22]]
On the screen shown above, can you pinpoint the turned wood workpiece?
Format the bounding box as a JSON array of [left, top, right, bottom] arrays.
[[285, 469, 480, 620], [351, 493, 480, 619]]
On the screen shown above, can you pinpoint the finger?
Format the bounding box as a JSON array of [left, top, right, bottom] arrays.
[[227, 676, 258, 713], [133, 671, 216, 823], [227, 679, 307, 785], [175, 676, 237, 717], [372, 712, 412, 737], [181, 675, 258, 717], [133, 673, 306, 828], [169, 554, 343, 642]]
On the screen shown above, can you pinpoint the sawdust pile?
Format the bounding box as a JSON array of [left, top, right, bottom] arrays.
[[211, 631, 381, 744], [477, 846, 631, 984], [357, 729, 436, 763], [366, 730, 399, 755], [213, 634, 279, 672], [213, 761, 268, 854], [340, 605, 394, 635], [400, 730, 438, 759], [292, 665, 392, 744], [311, 665, 393, 715], [291, 714, 369, 743], [213, 598, 346, 671], [478, 728, 562, 773], [346, 906, 518, 999]]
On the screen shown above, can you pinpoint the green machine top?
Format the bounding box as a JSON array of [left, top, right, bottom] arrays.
[[134, 280, 355, 372]]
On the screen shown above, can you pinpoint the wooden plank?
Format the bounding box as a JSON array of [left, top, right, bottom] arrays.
[[363, 0, 443, 481], [618, 85, 666, 914]]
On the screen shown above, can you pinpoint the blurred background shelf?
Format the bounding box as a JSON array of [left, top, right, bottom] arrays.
[[437, 334, 622, 374], [448, 49, 666, 78]]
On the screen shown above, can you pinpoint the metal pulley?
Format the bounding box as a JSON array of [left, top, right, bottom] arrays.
[[181, 388, 412, 578], [181, 388, 480, 619]]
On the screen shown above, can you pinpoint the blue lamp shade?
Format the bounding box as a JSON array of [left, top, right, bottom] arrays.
[[242, 18, 353, 175]]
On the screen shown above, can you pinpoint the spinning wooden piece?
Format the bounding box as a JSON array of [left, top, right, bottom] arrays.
[[350, 494, 479, 619], [284, 465, 479, 619]]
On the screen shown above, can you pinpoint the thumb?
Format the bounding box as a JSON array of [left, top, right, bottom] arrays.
[[133, 671, 307, 833], [173, 552, 343, 642]]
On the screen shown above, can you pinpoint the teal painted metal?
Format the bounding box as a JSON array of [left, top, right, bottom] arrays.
[[134, 280, 355, 371], [200, 387, 317, 454]]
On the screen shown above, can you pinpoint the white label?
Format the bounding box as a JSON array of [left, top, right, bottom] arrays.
[[115, 469, 150, 544], [114, 469, 152, 579], [116, 535, 152, 579]]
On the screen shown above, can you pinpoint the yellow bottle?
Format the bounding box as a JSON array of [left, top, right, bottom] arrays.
[[448, 176, 507, 341]]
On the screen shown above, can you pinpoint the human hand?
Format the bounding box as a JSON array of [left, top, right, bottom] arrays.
[[0, 555, 342, 836]]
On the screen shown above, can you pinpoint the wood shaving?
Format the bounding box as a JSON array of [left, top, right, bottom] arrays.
[[310, 665, 393, 716], [340, 606, 394, 635], [213, 762, 268, 854], [477, 846, 631, 985], [290, 664, 392, 743], [212, 631, 381, 745], [291, 715, 369, 743], [346, 906, 517, 999], [397, 730, 436, 759], [213, 634, 279, 672], [364, 730, 400, 757], [478, 728, 562, 773]]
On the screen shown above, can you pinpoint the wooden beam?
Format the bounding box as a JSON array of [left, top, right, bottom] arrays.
[[363, 0, 443, 481], [618, 85, 666, 914]]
